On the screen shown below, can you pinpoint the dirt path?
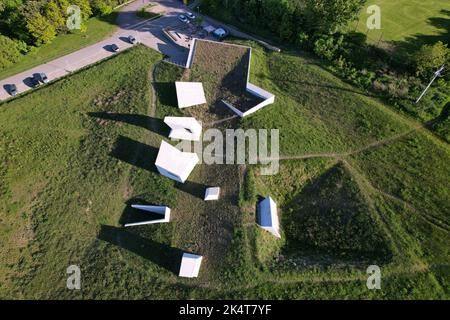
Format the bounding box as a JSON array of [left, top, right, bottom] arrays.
[[260, 119, 435, 163]]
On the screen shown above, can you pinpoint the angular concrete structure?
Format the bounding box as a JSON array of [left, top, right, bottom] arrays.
[[155, 141, 199, 183], [257, 196, 281, 238]]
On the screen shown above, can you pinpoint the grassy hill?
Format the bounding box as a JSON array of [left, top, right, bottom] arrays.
[[0, 41, 448, 299]]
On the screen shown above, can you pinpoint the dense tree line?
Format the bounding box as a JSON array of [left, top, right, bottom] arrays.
[[203, 0, 365, 42], [0, 0, 128, 69]]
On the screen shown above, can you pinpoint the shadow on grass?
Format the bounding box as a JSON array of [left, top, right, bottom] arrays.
[[98, 224, 183, 275], [175, 180, 208, 200], [110, 135, 159, 173], [88, 112, 170, 137], [154, 82, 179, 107], [119, 198, 168, 226], [397, 10, 450, 51]]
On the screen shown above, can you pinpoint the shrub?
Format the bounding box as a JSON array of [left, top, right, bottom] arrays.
[[94, 3, 113, 16], [313, 35, 344, 61], [242, 167, 257, 204], [413, 41, 450, 79], [0, 34, 22, 70]]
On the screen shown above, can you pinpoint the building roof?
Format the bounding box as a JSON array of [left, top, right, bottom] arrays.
[[164, 116, 202, 141], [179, 253, 203, 278], [258, 196, 281, 238], [175, 82, 207, 108], [155, 141, 199, 183]]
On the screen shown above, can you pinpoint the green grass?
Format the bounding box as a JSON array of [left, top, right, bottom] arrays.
[[136, 3, 163, 20], [0, 13, 118, 80], [352, 0, 450, 46], [233, 39, 449, 298], [1, 39, 448, 299], [0, 45, 167, 298]]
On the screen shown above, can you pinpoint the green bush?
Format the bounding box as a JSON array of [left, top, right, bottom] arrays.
[[242, 167, 257, 204], [0, 34, 22, 70], [413, 41, 450, 79], [313, 35, 344, 61]]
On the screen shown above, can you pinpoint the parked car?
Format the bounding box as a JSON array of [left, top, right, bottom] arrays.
[[39, 72, 49, 83], [8, 84, 18, 96], [178, 14, 189, 23], [128, 35, 138, 44], [111, 44, 119, 52], [185, 12, 196, 20], [213, 27, 229, 39], [30, 75, 40, 88]]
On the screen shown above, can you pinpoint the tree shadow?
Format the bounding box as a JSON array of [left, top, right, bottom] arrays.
[[392, 9, 450, 59], [88, 112, 170, 137], [109, 135, 159, 173], [97, 224, 183, 275]]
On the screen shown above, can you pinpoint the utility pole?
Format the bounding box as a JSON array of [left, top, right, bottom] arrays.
[[415, 65, 445, 104]]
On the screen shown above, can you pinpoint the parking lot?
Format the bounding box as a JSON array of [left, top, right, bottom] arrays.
[[0, 0, 233, 101]]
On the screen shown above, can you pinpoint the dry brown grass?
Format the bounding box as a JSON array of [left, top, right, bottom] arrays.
[[188, 40, 263, 115]]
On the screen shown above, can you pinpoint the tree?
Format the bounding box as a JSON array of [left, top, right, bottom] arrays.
[[91, 0, 113, 16], [26, 11, 57, 44], [304, 0, 366, 34], [45, 1, 66, 32], [0, 34, 22, 69], [71, 0, 92, 20], [414, 41, 450, 78]]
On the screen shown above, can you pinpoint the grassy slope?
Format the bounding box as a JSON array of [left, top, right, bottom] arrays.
[[352, 0, 450, 44], [1, 39, 448, 299], [0, 45, 164, 298], [0, 13, 118, 80], [236, 40, 449, 298]]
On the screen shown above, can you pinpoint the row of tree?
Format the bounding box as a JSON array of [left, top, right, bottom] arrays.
[[0, 0, 127, 69], [202, 0, 365, 42], [0, 0, 126, 45]]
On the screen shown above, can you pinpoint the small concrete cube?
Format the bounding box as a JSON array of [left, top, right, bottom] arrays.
[[204, 187, 220, 201]]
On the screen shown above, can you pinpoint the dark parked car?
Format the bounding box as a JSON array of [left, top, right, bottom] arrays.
[[30, 75, 40, 88], [39, 72, 49, 83], [8, 84, 18, 96], [111, 44, 119, 52], [128, 35, 138, 44]]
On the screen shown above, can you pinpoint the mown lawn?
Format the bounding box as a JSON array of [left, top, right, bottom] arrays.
[[352, 0, 450, 46], [0, 13, 118, 80]]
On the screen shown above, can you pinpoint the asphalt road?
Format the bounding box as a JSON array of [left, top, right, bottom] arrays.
[[0, 0, 191, 101]]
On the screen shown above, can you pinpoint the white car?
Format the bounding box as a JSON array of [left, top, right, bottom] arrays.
[[178, 14, 189, 23], [128, 35, 138, 44], [186, 12, 196, 20], [213, 28, 228, 39]]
